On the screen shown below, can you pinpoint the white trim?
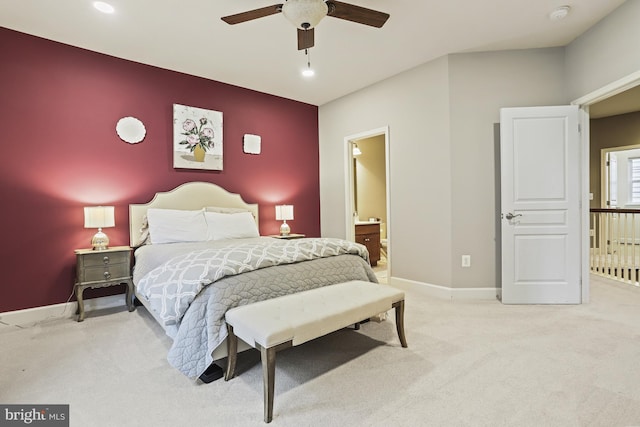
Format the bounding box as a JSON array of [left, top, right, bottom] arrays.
[[343, 127, 389, 239], [571, 70, 640, 107], [344, 138, 356, 241], [0, 295, 127, 329], [572, 71, 640, 304], [580, 107, 591, 304], [390, 277, 499, 301], [343, 126, 391, 275]]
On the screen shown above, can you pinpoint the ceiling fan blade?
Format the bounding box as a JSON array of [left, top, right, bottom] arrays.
[[221, 4, 283, 25], [326, 1, 389, 28], [297, 28, 315, 50]]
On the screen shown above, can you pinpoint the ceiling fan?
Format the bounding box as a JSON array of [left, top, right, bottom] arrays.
[[221, 0, 390, 50]]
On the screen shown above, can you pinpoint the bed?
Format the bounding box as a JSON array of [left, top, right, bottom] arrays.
[[129, 182, 377, 379]]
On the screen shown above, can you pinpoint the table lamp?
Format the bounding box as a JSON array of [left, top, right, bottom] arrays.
[[275, 205, 294, 236], [84, 206, 115, 250]]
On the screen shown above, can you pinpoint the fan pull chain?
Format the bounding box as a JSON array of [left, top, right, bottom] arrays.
[[302, 48, 315, 77]]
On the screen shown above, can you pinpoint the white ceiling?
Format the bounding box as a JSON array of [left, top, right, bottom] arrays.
[[0, 0, 628, 106]]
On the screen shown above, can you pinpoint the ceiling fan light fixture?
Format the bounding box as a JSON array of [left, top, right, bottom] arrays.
[[282, 0, 328, 29]]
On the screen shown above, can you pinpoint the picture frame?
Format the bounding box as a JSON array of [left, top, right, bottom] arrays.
[[173, 104, 223, 170]]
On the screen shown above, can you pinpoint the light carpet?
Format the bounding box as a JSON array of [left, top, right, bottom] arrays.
[[1, 275, 639, 426]]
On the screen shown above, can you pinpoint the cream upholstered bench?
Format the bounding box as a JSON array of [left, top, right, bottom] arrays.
[[224, 280, 408, 423]]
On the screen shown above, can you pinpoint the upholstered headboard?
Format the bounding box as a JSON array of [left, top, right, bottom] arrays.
[[129, 182, 259, 247]]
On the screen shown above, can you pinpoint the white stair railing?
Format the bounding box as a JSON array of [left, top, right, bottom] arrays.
[[590, 208, 640, 286]]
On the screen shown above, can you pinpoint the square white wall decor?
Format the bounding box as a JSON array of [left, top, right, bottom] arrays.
[[243, 134, 261, 155]]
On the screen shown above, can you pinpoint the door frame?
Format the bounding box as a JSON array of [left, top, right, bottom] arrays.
[[344, 126, 390, 274], [572, 69, 640, 303]]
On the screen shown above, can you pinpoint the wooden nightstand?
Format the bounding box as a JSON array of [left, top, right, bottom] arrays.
[[268, 234, 306, 239], [74, 246, 135, 322]]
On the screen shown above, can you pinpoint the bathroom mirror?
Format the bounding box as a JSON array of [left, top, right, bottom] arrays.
[[116, 116, 146, 144]]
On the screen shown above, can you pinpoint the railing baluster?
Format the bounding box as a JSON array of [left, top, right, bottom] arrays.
[[596, 213, 607, 275], [607, 212, 612, 278], [611, 213, 620, 279], [616, 213, 621, 280], [600, 212, 605, 274], [618, 214, 627, 282], [624, 214, 629, 282], [590, 212, 596, 272], [629, 213, 638, 284], [619, 213, 624, 281], [618, 212, 622, 281], [627, 214, 632, 283]]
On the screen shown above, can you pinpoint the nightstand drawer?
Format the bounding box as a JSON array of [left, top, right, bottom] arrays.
[[79, 263, 129, 282], [80, 251, 129, 267]]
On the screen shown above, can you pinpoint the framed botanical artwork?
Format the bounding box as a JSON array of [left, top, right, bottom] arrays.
[[173, 104, 223, 170]]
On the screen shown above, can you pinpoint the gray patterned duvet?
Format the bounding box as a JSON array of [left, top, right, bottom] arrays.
[[133, 237, 377, 378]]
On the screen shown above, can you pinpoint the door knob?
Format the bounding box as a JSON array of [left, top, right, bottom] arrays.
[[505, 212, 522, 220]]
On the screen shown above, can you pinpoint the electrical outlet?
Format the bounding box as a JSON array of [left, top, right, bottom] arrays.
[[461, 255, 471, 267]]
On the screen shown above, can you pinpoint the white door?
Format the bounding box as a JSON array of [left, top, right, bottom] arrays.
[[500, 105, 581, 304]]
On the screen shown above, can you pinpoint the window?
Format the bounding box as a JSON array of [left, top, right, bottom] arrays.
[[629, 157, 640, 204]]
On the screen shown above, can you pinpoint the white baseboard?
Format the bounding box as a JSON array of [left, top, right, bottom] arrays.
[[0, 278, 499, 330], [390, 277, 500, 301], [0, 294, 126, 329]]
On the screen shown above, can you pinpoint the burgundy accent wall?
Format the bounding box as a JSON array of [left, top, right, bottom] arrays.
[[0, 28, 319, 313]]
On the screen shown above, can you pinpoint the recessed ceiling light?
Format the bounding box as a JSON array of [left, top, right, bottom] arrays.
[[93, 1, 115, 14], [549, 5, 570, 21]]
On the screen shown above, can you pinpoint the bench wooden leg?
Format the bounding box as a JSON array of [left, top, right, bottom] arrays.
[[393, 300, 408, 348], [259, 344, 276, 423], [225, 324, 238, 381], [257, 341, 292, 423]]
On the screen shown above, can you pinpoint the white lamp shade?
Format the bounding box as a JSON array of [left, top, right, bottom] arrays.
[[275, 205, 294, 221], [84, 206, 115, 228]]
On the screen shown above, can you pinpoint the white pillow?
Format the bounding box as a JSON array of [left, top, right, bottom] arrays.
[[146, 208, 208, 244], [205, 206, 251, 214], [205, 211, 260, 240]]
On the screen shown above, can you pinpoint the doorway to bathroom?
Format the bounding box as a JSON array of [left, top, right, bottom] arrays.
[[344, 127, 390, 282]]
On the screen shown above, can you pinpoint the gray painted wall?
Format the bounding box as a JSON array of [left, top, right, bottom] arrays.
[[319, 56, 453, 287], [319, 50, 566, 289], [319, 1, 640, 291], [566, 0, 640, 101], [448, 49, 567, 288]]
